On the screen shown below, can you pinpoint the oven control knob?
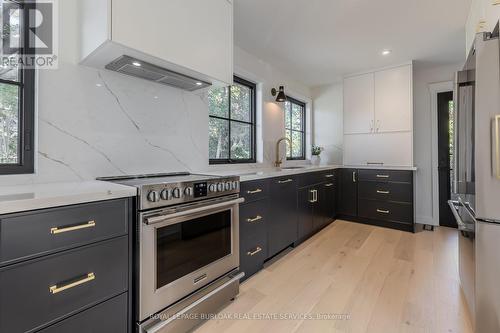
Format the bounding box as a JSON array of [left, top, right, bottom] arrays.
[[147, 190, 160, 202], [225, 182, 231, 191], [217, 183, 224, 191], [231, 181, 238, 190], [172, 187, 182, 199], [184, 187, 193, 196], [160, 189, 170, 200], [208, 184, 217, 192]]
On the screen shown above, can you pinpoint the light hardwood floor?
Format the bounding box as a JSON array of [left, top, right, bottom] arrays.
[[195, 220, 473, 333]]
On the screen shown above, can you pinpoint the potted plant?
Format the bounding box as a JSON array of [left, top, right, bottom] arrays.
[[311, 145, 324, 166]]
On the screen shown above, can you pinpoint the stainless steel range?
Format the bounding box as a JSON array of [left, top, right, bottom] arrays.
[[98, 172, 244, 333]]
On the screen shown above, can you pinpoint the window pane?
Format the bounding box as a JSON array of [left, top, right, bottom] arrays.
[[230, 83, 251, 122], [284, 102, 291, 129], [286, 129, 292, 158], [291, 103, 303, 130], [209, 117, 229, 159], [0, 2, 20, 81], [0, 83, 20, 164], [230, 122, 251, 160], [208, 87, 229, 118], [291, 131, 303, 158]]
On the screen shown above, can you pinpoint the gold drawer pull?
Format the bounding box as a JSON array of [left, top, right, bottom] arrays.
[[50, 221, 96, 235], [278, 179, 293, 184], [247, 215, 263, 223], [49, 272, 95, 294], [247, 247, 262, 256], [325, 174, 334, 178], [377, 209, 390, 214], [376, 190, 390, 194], [246, 189, 263, 194], [325, 183, 334, 187], [376, 174, 390, 178]]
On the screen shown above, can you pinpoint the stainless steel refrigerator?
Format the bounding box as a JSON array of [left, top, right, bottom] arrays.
[[449, 23, 500, 333]]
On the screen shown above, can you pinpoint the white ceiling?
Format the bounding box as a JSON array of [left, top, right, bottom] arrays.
[[234, 0, 472, 87]]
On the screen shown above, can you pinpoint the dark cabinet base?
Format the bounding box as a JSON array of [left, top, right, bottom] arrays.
[[337, 214, 415, 233]]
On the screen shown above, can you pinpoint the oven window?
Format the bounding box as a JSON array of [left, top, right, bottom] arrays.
[[156, 209, 232, 288]]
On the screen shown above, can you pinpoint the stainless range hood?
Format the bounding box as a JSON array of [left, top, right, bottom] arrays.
[[105, 55, 212, 91]]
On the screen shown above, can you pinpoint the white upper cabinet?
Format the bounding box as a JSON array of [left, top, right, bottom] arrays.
[[79, 0, 233, 86], [374, 65, 412, 132], [343, 73, 374, 134], [342, 63, 414, 166]]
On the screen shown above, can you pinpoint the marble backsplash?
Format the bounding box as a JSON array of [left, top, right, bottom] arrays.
[[1, 62, 245, 185]]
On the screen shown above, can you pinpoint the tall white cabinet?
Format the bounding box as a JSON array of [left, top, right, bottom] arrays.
[[343, 63, 413, 166]]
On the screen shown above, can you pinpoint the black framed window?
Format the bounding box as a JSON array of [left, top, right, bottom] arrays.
[[208, 76, 256, 164], [284, 97, 306, 160], [0, 0, 35, 174]]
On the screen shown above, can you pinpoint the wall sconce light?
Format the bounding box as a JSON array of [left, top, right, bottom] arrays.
[[271, 86, 287, 102]]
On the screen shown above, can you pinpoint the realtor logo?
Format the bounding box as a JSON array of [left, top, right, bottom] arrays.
[[1, 0, 58, 69]]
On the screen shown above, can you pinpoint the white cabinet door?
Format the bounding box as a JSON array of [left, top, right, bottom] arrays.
[[343, 132, 413, 166], [343, 73, 374, 134], [111, 0, 233, 85], [374, 65, 412, 133]]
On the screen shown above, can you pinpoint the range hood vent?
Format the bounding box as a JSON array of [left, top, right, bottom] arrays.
[[105, 55, 211, 91]]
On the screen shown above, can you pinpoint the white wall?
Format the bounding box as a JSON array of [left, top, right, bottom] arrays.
[[0, 0, 312, 186], [413, 61, 463, 225], [311, 84, 343, 165]]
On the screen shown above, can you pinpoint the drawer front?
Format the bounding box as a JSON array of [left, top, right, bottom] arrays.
[[0, 237, 128, 333], [358, 181, 413, 203], [358, 169, 412, 183], [240, 237, 266, 281], [298, 170, 335, 187], [0, 199, 129, 266], [239, 200, 268, 242], [240, 180, 269, 203], [38, 293, 128, 333], [358, 199, 413, 224]]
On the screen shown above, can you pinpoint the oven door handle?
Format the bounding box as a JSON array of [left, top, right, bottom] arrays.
[[145, 197, 245, 225], [145, 271, 245, 333]]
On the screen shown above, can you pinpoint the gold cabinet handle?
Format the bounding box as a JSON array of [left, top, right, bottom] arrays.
[[352, 171, 356, 183], [325, 174, 334, 178], [309, 189, 315, 203], [376, 190, 390, 194], [376, 174, 390, 178], [278, 179, 293, 184], [50, 221, 96, 235], [325, 183, 334, 187], [247, 215, 262, 223], [246, 189, 262, 194], [377, 209, 390, 214], [247, 247, 262, 256], [49, 272, 95, 294]]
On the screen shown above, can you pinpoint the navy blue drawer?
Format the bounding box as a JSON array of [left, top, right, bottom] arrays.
[[240, 180, 269, 203], [38, 293, 128, 333], [358, 199, 413, 224], [358, 181, 413, 203], [240, 236, 267, 282], [358, 169, 412, 183], [0, 199, 129, 266], [239, 200, 268, 243], [0, 236, 128, 333]]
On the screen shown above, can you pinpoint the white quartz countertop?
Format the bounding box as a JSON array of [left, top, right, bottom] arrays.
[[343, 165, 418, 171], [0, 181, 137, 215], [206, 164, 417, 182]]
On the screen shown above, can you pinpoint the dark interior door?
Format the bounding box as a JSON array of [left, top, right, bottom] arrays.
[[437, 91, 457, 228]]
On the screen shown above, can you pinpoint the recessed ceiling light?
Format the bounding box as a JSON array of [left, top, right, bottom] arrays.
[[132, 61, 142, 67], [382, 49, 392, 56], [195, 82, 203, 86], [95, 83, 102, 87]]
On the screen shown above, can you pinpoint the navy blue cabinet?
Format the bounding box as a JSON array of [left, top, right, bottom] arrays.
[[268, 176, 298, 257], [0, 198, 133, 333]]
